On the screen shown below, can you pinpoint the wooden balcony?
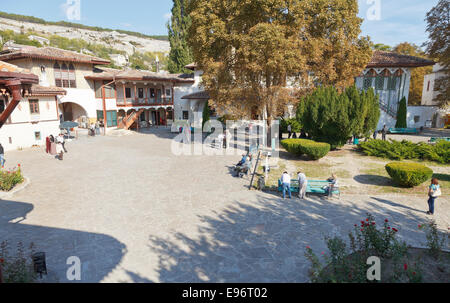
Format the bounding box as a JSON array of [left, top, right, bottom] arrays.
[[116, 97, 173, 107]]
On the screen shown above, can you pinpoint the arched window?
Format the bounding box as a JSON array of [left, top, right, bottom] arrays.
[[61, 63, 69, 88], [54, 62, 62, 87], [68, 63, 76, 88]]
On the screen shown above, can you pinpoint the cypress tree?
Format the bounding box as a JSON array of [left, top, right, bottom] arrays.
[[202, 100, 210, 128], [395, 97, 408, 128], [167, 0, 194, 74]]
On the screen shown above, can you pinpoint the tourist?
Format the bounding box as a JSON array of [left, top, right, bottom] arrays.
[[56, 134, 65, 160], [224, 129, 232, 149], [326, 174, 339, 198], [287, 124, 292, 139], [99, 119, 105, 135], [297, 170, 308, 199], [58, 133, 67, 153], [95, 120, 100, 135], [0, 143, 5, 168], [281, 171, 292, 199], [427, 178, 441, 215], [381, 125, 388, 141], [373, 130, 378, 140], [45, 136, 51, 154], [237, 154, 247, 166]]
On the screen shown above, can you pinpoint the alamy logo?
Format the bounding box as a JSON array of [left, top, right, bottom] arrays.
[[66, 256, 81, 281], [366, 256, 381, 281], [366, 0, 381, 21], [64, 0, 81, 21]]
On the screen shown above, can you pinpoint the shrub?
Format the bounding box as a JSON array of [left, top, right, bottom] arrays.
[[305, 214, 412, 283], [359, 139, 450, 164], [0, 165, 24, 191], [0, 241, 36, 283], [280, 118, 302, 133], [281, 139, 330, 160], [395, 97, 407, 128], [385, 162, 433, 187], [296, 86, 380, 148], [418, 220, 447, 259]]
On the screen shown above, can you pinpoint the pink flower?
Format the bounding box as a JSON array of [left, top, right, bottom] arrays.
[[392, 228, 398, 233], [321, 251, 325, 255], [306, 246, 311, 249], [385, 219, 389, 223], [404, 264, 408, 271]]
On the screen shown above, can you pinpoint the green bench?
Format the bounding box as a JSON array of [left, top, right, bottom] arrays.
[[429, 137, 450, 143], [388, 128, 418, 134], [278, 179, 340, 197]]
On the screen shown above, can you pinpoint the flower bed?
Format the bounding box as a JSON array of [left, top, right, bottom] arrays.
[[0, 164, 24, 192], [305, 215, 449, 283]]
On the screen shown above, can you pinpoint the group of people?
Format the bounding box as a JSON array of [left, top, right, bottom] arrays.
[[372, 125, 389, 141], [280, 171, 339, 199], [46, 133, 67, 160], [235, 153, 253, 177], [89, 120, 104, 137]]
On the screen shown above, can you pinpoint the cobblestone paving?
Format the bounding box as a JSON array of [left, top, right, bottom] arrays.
[[0, 129, 448, 282]]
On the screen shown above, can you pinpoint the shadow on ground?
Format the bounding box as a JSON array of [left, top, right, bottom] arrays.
[[0, 199, 126, 283], [143, 193, 440, 283]]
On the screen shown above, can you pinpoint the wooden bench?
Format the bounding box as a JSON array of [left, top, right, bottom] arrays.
[[388, 128, 418, 134], [278, 179, 340, 197]]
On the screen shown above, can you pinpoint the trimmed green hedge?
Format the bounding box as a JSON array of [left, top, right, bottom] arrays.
[[359, 139, 450, 164], [385, 162, 433, 187], [281, 139, 330, 160]]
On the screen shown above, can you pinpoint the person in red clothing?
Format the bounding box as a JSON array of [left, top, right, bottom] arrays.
[[45, 136, 51, 154]]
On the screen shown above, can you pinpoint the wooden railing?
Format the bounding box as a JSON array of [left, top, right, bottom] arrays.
[[116, 98, 173, 107]]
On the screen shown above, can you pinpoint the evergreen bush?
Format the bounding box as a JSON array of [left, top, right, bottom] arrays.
[[281, 139, 330, 160], [395, 97, 407, 128], [359, 139, 449, 164], [385, 162, 433, 187], [296, 86, 380, 148]]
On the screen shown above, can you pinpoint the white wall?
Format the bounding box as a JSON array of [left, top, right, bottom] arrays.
[[59, 88, 97, 119], [407, 106, 438, 128]]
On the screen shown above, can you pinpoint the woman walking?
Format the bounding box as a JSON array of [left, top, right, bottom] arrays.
[[427, 178, 441, 215]]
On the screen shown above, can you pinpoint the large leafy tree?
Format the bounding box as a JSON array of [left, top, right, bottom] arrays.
[[167, 0, 194, 74], [187, 0, 372, 132], [297, 86, 380, 148], [424, 0, 450, 108], [392, 42, 433, 106]]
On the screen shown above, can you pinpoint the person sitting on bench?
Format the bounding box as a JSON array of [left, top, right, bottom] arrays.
[[326, 174, 339, 198]]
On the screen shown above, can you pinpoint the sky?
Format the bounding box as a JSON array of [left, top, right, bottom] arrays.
[[0, 0, 440, 48]]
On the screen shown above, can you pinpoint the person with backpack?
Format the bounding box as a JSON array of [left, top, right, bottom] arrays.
[[427, 178, 441, 215]]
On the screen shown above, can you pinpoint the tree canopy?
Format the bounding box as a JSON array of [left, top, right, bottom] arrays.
[[296, 86, 380, 148], [424, 0, 449, 108], [187, 0, 372, 124], [167, 0, 194, 74]]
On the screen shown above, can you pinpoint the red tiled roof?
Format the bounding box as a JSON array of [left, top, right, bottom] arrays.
[[181, 91, 210, 100], [85, 67, 195, 83], [367, 51, 435, 68], [0, 46, 110, 65], [0, 60, 38, 84]]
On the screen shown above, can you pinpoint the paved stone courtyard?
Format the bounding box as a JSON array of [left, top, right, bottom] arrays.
[[0, 129, 448, 282]]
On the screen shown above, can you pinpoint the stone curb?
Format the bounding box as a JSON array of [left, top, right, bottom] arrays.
[[0, 176, 30, 199]]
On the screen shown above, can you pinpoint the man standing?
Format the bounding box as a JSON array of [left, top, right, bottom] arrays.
[[287, 124, 292, 139], [0, 143, 5, 168], [281, 171, 292, 199], [297, 170, 308, 199], [373, 130, 378, 140], [381, 125, 388, 141], [58, 133, 67, 153]]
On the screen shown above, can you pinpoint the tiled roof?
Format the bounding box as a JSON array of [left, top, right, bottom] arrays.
[[85, 67, 195, 83], [0, 60, 38, 84], [367, 51, 435, 68], [181, 90, 210, 100], [185, 62, 198, 70], [30, 84, 66, 96], [0, 46, 110, 65]]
